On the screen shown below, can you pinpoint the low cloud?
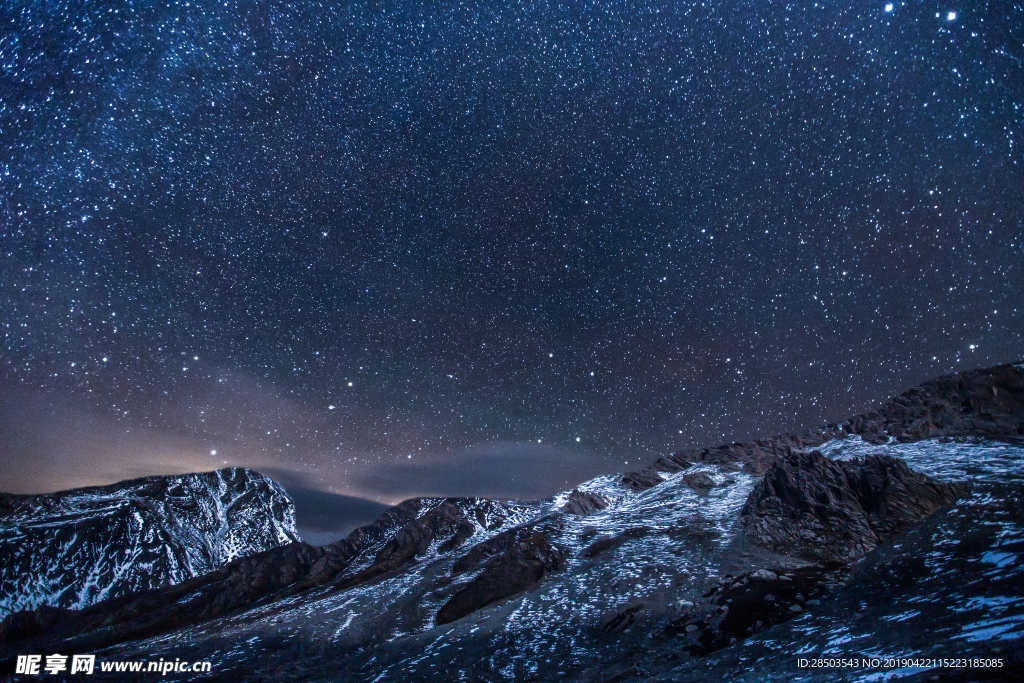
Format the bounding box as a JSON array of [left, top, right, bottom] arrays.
[[262, 468, 389, 545], [347, 440, 613, 502]]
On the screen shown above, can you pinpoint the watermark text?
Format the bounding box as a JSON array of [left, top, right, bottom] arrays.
[[16, 654, 211, 676]]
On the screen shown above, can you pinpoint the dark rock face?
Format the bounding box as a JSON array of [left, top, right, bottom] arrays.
[[601, 603, 645, 635], [338, 501, 476, 588], [741, 451, 966, 563], [848, 363, 1024, 444], [624, 438, 813, 492], [436, 520, 567, 625], [622, 453, 697, 490], [0, 539, 327, 655], [622, 468, 666, 491], [562, 489, 610, 515], [680, 471, 717, 491], [665, 565, 845, 656], [652, 454, 694, 473], [0, 468, 298, 618], [581, 527, 651, 559]]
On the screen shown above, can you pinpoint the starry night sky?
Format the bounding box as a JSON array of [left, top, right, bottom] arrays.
[[1, 0, 1021, 541]]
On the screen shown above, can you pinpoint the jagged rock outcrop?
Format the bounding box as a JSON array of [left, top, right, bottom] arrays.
[[337, 498, 516, 589], [562, 489, 610, 515], [622, 468, 666, 491], [623, 436, 820, 491], [740, 451, 966, 563], [680, 471, 717, 491], [622, 453, 693, 490], [845, 362, 1024, 444], [0, 468, 298, 618]]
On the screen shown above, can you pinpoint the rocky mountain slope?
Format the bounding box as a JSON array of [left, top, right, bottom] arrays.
[[619, 360, 1024, 490], [0, 467, 299, 619], [1, 363, 1022, 682]]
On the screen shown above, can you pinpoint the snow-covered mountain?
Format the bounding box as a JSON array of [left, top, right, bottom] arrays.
[[15, 435, 1018, 683], [0, 467, 299, 618], [1, 364, 1021, 682]]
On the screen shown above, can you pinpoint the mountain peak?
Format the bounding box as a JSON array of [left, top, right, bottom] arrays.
[[0, 467, 299, 619]]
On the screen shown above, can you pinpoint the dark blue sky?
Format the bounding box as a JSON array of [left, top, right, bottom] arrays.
[[1, 0, 1021, 525]]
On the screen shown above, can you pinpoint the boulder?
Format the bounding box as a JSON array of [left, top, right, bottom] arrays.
[[562, 489, 610, 515], [621, 469, 664, 492], [581, 527, 651, 559], [741, 451, 966, 563], [680, 471, 717, 491]]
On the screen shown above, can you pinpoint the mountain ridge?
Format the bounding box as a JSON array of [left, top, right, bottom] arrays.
[[622, 361, 1024, 490], [2, 363, 1022, 681], [0, 467, 299, 620]]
